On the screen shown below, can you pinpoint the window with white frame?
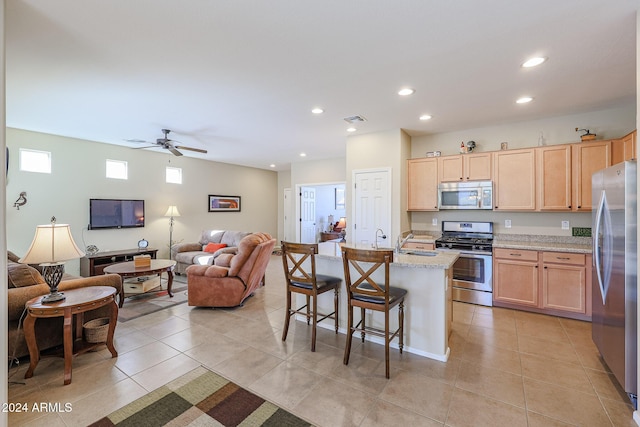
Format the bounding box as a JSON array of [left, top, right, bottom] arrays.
[[166, 166, 182, 184], [106, 159, 128, 180], [19, 148, 51, 174]]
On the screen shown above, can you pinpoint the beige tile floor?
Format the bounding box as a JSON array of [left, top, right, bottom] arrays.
[[7, 255, 638, 426]]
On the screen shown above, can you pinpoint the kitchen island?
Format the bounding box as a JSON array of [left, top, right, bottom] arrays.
[[306, 242, 459, 361]]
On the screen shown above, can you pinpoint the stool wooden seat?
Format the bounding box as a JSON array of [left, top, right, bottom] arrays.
[[281, 241, 341, 351], [341, 246, 407, 378]]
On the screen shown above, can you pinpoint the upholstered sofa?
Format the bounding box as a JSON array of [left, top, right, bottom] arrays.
[[186, 232, 276, 307], [171, 230, 252, 275], [7, 251, 123, 359]]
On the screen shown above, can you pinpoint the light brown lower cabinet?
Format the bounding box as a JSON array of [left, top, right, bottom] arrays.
[[493, 248, 592, 321]]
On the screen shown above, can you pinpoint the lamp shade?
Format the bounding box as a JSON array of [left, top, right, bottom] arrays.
[[164, 206, 181, 217], [337, 217, 347, 229], [19, 224, 85, 264]]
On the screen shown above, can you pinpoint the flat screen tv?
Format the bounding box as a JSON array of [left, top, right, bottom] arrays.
[[89, 199, 145, 230]]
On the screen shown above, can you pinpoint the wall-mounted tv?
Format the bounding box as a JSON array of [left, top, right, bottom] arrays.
[[89, 199, 145, 230]]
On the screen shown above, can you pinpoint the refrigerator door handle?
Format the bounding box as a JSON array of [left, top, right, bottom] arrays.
[[594, 190, 612, 305]]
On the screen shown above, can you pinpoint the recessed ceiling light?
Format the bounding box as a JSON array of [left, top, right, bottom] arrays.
[[398, 88, 415, 96], [522, 57, 547, 68], [419, 115, 432, 121], [300, 152, 307, 157], [516, 96, 533, 104], [311, 108, 324, 114], [269, 164, 276, 168], [347, 127, 357, 132]]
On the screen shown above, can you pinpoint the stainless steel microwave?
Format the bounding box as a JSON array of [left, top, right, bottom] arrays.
[[438, 181, 493, 210]]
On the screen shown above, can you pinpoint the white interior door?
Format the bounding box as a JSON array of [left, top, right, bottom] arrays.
[[283, 188, 292, 242], [353, 169, 391, 248], [300, 187, 316, 243]]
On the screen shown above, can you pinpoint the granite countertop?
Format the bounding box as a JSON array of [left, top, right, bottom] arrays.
[[317, 242, 458, 269], [493, 234, 592, 254]]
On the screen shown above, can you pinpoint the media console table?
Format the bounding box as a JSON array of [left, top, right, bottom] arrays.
[[80, 247, 158, 277]]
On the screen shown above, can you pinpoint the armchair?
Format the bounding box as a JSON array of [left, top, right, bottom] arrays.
[[186, 232, 276, 307]]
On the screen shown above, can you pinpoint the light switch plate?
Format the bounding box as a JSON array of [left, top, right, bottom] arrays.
[[432, 218, 438, 226], [562, 220, 570, 230], [505, 219, 512, 229]]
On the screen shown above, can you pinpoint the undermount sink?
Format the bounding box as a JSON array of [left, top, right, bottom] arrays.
[[399, 250, 438, 257]]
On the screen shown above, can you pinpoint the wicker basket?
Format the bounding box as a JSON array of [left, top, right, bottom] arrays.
[[83, 317, 110, 343]]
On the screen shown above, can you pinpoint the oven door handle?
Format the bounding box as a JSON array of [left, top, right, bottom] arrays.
[[436, 248, 492, 257]]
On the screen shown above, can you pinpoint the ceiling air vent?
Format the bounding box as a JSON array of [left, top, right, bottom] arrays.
[[343, 115, 367, 124]]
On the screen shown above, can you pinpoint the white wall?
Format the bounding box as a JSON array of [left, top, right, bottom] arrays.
[[410, 104, 636, 235], [346, 129, 407, 241], [412, 104, 636, 157], [6, 128, 278, 274]]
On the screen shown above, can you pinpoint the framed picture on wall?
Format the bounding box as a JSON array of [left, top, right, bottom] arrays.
[[208, 195, 241, 212], [335, 188, 345, 210]]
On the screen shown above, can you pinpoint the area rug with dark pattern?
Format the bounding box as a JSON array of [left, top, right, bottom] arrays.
[[88, 365, 312, 427], [117, 275, 188, 322]]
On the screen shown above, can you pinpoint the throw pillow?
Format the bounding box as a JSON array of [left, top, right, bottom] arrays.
[[7, 262, 45, 288], [203, 242, 227, 253]]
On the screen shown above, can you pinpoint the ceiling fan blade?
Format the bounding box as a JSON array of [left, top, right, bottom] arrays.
[[132, 145, 158, 150], [168, 146, 183, 156], [175, 145, 208, 154]]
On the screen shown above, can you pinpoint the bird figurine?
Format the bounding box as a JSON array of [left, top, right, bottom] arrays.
[[13, 192, 27, 210]]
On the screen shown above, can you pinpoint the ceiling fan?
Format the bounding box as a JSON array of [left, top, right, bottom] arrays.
[[130, 129, 208, 157]]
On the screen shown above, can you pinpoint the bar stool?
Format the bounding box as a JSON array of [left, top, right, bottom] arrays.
[[281, 241, 341, 352], [341, 246, 407, 379]]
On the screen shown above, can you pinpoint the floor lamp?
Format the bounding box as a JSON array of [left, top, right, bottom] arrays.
[[164, 206, 181, 260]]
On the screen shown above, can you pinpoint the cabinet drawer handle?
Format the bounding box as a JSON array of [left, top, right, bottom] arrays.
[[556, 257, 570, 260], [510, 253, 522, 256]]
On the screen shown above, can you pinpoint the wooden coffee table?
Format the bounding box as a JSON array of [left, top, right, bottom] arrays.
[[24, 286, 118, 385], [103, 259, 177, 307]]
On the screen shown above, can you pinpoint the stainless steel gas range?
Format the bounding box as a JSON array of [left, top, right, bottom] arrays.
[[435, 221, 493, 306]]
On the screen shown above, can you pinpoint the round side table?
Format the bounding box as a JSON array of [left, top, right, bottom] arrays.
[[23, 286, 118, 385]]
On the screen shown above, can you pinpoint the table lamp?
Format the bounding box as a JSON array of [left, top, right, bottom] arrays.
[[19, 217, 85, 303], [165, 205, 181, 259]]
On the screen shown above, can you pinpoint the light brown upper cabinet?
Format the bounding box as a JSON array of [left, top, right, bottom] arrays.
[[572, 140, 611, 212], [407, 158, 439, 211], [611, 130, 636, 165], [438, 152, 492, 182], [493, 148, 536, 210], [537, 145, 572, 211]]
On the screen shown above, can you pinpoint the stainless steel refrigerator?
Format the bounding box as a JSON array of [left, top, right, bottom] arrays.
[[592, 160, 637, 401]]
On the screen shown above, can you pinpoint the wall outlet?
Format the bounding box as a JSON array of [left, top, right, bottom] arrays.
[[561, 220, 570, 230], [505, 219, 512, 229], [432, 218, 438, 226]]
